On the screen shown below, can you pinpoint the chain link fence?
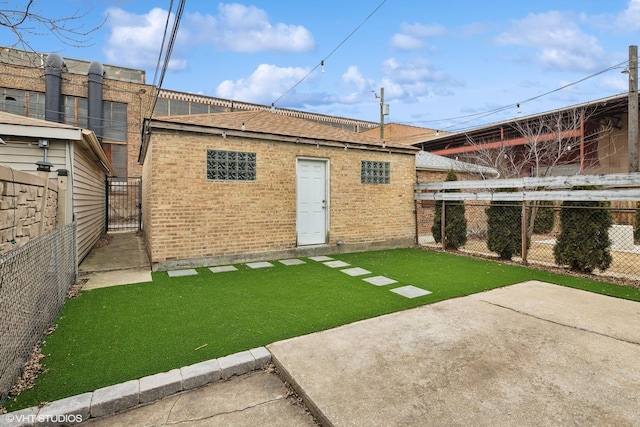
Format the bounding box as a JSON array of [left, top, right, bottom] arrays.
[[0, 222, 77, 403], [418, 200, 640, 284]]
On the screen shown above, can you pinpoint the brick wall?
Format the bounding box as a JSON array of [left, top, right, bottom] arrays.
[[143, 131, 417, 269], [0, 166, 58, 256]]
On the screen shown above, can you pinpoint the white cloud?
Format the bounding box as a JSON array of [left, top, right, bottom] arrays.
[[103, 3, 315, 69], [103, 7, 187, 70], [215, 64, 310, 104], [185, 3, 315, 53], [341, 66, 371, 92], [495, 11, 605, 71], [390, 33, 425, 51], [389, 22, 446, 51], [382, 57, 446, 84], [591, 0, 640, 32]]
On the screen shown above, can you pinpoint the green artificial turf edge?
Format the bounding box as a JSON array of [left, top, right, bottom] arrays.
[[4, 248, 639, 411]]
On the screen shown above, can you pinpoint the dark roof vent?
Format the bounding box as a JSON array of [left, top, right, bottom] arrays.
[[45, 53, 65, 123], [87, 61, 105, 143]]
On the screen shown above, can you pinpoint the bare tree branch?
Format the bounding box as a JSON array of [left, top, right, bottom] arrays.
[[0, 0, 105, 52], [459, 106, 614, 180]]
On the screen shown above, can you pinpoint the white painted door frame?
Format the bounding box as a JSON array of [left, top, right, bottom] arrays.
[[296, 158, 329, 245]]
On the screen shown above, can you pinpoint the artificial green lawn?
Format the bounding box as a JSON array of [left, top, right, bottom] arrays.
[[5, 248, 640, 411]]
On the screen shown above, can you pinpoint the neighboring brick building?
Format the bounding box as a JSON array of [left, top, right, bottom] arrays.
[[139, 110, 418, 270], [0, 47, 380, 182]]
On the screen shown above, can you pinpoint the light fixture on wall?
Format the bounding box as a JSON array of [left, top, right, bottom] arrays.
[[36, 138, 53, 172], [221, 132, 226, 139]]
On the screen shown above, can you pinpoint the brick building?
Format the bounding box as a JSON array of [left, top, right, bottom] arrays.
[[0, 47, 380, 182], [139, 110, 418, 270]]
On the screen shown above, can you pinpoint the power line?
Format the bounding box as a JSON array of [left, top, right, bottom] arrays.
[[404, 60, 630, 133], [148, 0, 186, 119], [270, 0, 388, 108]]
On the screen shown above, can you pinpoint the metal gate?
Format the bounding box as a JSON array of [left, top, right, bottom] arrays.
[[106, 176, 142, 231]]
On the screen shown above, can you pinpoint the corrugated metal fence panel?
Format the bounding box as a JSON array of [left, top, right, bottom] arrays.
[[73, 143, 107, 261]]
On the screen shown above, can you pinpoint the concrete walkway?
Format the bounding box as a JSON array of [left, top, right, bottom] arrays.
[[78, 232, 152, 289]]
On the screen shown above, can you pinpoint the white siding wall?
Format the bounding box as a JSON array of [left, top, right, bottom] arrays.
[[73, 142, 107, 261], [0, 139, 66, 174]]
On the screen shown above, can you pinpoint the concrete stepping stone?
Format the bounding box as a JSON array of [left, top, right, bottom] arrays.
[[309, 256, 334, 261], [209, 265, 238, 273], [390, 285, 432, 299], [324, 260, 350, 268], [167, 269, 198, 277], [341, 267, 371, 277], [279, 259, 306, 266], [363, 276, 397, 286], [246, 261, 274, 269]]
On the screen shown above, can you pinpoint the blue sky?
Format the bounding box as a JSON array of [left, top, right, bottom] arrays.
[[3, 0, 640, 131]]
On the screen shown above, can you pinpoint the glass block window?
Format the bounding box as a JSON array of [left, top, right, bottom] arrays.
[[207, 150, 256, 181], [361, 160, 390, 184]]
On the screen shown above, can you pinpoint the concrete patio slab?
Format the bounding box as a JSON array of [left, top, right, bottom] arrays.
[[246, 261, 274, 269], [279, 259, 306, 266], [83, 268, 152, 290], [340, 267, 371, 277], [390, 285, 432, 298], [363, 276, 397, 286], [323, 260, 350, 268], [208, 265, 238, 273], [167, 269, 198, 277], [269, 282, 640, 426]]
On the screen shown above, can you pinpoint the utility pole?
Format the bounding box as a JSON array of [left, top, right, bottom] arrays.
[[628, 45, 638, 173], [378, 87, 389, 139]]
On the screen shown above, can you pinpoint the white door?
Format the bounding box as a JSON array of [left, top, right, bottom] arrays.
[[297, 159, 327, 245]]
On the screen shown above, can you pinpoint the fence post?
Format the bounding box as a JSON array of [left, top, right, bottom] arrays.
[[56, 170, 69, 226], [441, 200, 446, 250], [37, 171, 50, 237], [521, 200, 528, 264]]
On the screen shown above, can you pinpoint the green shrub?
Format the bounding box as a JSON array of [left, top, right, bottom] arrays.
[[431, 170, 467, 250], [486, 195, 528, 260], [553, 187, 612, 273], [532, 201, 555, 234]]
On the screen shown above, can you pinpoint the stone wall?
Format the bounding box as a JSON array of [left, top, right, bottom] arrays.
[[0, 165, 59, 256]]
